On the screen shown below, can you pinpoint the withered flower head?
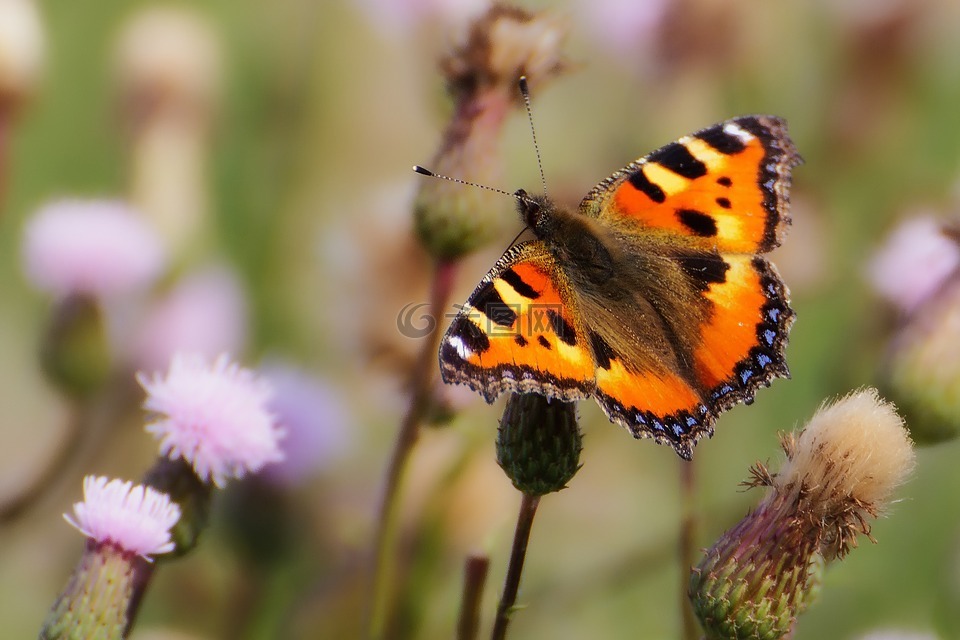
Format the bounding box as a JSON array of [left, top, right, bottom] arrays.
[[440, 4, 567, 99], [690, 389, 914, 640]]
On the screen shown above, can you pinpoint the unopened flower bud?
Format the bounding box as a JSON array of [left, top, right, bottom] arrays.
[[40, 295, 111, 398], [415, 5, 567, 260], [496, 393, 581, 496], [885, 276, 960, 443]]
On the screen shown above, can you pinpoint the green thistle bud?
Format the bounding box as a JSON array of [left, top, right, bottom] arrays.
[[41, 542, 146, 640], [40, 295, 112, 399], [690, 389, 914, 639], [496, 393, 581, 496], [142, 457, 212, 556], [690, 493, 822, 640], [885, 277, 960, 443], [414, 5, 567, 260]]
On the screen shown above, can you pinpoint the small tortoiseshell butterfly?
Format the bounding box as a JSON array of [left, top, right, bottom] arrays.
[[439, 115, 801, 459]]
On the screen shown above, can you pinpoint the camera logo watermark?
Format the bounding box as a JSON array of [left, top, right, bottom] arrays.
[[396, 302, 564, 339], [396, 302, 437, 339]]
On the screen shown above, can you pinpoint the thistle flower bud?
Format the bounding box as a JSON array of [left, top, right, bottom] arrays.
[[40, 295, 111, 398], [414, 5, 567, 260], [496, 393, 581, 496], [690, 389, 914, 640], [884, 276, 960, 443]]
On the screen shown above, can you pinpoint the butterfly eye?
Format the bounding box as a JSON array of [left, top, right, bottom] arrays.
[[514, 189, 541, 227]]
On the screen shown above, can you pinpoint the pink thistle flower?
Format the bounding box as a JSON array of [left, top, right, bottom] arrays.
[[868, 214, 960, 314], [63, 476, 181, 560], [259, 362, 351, 486], [130, 265, 248, 371], [22, 199, 165, 299], [137, 353, 284, 487]]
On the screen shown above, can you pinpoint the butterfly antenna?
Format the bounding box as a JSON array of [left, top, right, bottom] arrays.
[[412, 165, 518, 199], [518, 76, 548, 197]]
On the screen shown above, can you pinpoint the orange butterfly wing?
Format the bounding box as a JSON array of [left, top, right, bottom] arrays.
[[581, 116, 799, 456]]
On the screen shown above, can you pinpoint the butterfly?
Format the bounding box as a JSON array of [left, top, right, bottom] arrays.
[[439, 116, 800, 459]]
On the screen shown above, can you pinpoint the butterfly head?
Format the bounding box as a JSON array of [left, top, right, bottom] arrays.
[[514, 188, 554, 236]]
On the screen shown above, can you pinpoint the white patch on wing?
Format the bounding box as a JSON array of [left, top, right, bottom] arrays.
[[448, 335, 473, 360], [723, 122, 754, 144]]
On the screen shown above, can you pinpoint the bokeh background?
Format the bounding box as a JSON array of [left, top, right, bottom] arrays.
[[2, 0, 960, 638]]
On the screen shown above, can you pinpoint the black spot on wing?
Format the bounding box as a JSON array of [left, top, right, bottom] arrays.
[[676, 209, 718, 237], [443, 317, 490, 356], [715, 197, 731, 209], [717, 176, 732, 187], [677, 254, 729, 289], [589, 332, 615, 370], [501, 268, 540, 300], [514, 334, 528, 347], [649, 142, 708, 179], [537, 335, 551, 350], [547, 309, 577, 346], [628, 168, 666, 203], [473, 282, 517, 328], [695, 125, 747, 155]]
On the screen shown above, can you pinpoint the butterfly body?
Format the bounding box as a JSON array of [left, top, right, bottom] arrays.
[[440, 116, 800, 459]]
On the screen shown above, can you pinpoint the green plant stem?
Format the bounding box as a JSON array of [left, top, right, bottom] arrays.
[[458, 554, 490, 640], [369, 259, 457, 640], [679, 459, 699, 640], [0, 109, 8, 215], [492, 493, 540, 640]]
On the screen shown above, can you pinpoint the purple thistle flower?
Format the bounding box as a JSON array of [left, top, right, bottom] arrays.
[[63, 476, 180, 560], [137, 353, 285, 487], [22, 200, 165, 299], [868, 214, 960, 315]]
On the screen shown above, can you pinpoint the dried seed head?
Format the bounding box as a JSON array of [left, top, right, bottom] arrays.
[[691, 389, 915, 639], [776, 389, 915, 542]]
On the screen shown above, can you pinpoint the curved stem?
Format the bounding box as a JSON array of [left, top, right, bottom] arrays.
[[491, 493, 540, 640], [679, 459, 699, 640], [368, 259, 457, 640], [458, 554, 490, 640]]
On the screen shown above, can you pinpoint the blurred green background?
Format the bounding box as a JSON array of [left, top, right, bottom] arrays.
[[2, 0, 960, 638]]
